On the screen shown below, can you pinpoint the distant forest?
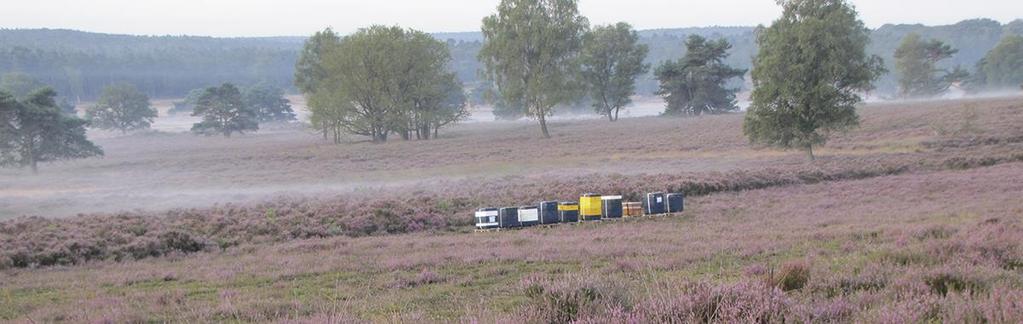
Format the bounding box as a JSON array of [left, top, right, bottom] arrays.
[[2, 18, 1021, 101]]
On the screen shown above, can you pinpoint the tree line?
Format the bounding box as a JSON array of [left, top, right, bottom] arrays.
[[3, 21, 1019, 102], [0, 29, 298, 102]]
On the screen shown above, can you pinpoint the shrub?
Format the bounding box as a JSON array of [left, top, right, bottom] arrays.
[[769, 261, 811, 292], [925, 270, 986, 296], [520, 276, 629, 323]]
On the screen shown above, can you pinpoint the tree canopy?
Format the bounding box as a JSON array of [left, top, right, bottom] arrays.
[[85, 83, 157, 133], [299, 26, 468, 143], [743, 0, 885, 160], [191, 83, 258, 137], [972, 35, 1023, 90], [894, 33, 966, 97], [479, 0, 589, 137], [655, 35, 746, 116], [580, 23, 649, 122], [0, 88, 102, 173]]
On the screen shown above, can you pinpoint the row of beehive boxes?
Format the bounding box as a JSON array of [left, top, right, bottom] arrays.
[[475, 192, 684, 229]]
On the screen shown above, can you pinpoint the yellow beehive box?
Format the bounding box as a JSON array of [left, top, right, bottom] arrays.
[[579, 194, 602, 221]]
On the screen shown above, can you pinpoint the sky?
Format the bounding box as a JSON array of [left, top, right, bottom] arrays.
[[1, 0, 1021, 37]]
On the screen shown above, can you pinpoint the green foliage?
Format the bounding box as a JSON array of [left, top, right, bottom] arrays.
[[0, 88, 103, 173], [191, 83, 258, 137], [894, 33, 964, 97], [294, 28, 339, 95], [242, 84, 295, 122], [973, 35, 1023, 90], [479, 0, 589, 137], [85, 83, 156, 133], [743, 0, 885, 160], [655, 35, 746, 116], [299, 26, 468, 143], [580, 23, 649, 121]]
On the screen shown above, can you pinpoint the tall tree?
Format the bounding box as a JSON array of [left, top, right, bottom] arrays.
[[85, 83, 157, 133], [655, 35, 746, 116], [894, 33, 964, 97], [479, 0, 589, 138], [743, 0, 885, 160], [0, 88, 102, 173], [973, 35, 1023, 90], [242, 84, 295, 122], [580, 23, 649, 121], [191, 83, 258, 137]]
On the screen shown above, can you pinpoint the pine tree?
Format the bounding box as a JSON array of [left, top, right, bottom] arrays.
[[191, 83, 258, 137], [0, 88, 103, 173], [655, 35, 746, 116]]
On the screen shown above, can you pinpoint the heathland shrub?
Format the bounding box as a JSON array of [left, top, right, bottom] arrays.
[[924, 269, 986, 296], [768, 261, 811, 292], [595, 281, 791, 323], [520, 276, 630, 323]]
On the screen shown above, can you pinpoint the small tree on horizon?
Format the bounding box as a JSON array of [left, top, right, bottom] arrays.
[[655, 35, 746, 116], [479, 0, 589, 138], [580, 22, 649, 122], [972, 35, 1023, 91], [300, 26, 467, 143], [0, 88, 103, 173], [191, 83, 258, 137], [242, 83, 295, 123], [894, 33, 965, 98], [743, 0, 885, 161], [86, 83, 157, 133]]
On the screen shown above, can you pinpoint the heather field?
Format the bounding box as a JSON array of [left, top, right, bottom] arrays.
[[2, 96, 1023, 322]]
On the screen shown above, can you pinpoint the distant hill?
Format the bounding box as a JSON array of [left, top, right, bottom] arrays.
[[0, 28, 301, 101], [1, 19, 1020, 101]]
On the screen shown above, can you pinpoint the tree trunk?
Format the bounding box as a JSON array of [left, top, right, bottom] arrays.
[[538, 114, 550, 138], [26, 137, 38, 174], [806, 145, 816, 161], [613, 107, 620, 122]]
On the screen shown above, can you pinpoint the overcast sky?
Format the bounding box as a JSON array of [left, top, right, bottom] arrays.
[[2, 0, 1021, 37]]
